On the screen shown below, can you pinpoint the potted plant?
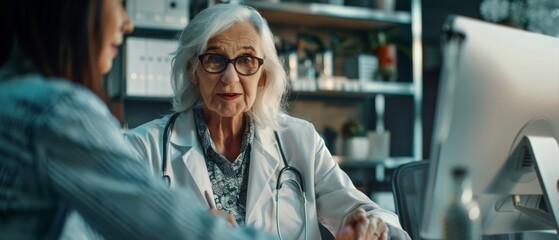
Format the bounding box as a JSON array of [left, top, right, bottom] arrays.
[[341, 119, 369, 161], [368, 28, 411, 82], [375, 32, 397, 82]]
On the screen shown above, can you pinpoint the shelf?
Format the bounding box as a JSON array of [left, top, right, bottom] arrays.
[[245, 1, 411, 29], [360, 81, 414, 95], [125, 95, 172, 102], [290, 80, 415, 97], [127, 28, 181, 39], [125, 81, 413, 101]]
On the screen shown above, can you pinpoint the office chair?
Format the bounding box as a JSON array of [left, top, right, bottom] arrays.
[[392, 161, 523, 240], [392, 160, 429, 240]]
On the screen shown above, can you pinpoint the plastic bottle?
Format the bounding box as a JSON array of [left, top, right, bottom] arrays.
[[443, 167, 482, 240]]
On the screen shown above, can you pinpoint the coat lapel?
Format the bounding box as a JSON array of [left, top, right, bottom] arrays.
[[245, 126, 282, 224], [169, 110, 213, 205]]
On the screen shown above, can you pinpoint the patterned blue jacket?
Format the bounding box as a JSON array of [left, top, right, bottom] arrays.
[[0, 54, 269, 240]]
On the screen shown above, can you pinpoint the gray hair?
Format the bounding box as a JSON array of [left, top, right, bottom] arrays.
[[170, 4, 288, 130]]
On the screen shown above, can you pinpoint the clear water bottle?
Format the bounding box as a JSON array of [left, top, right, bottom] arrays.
[[443, 167, 481, 240]]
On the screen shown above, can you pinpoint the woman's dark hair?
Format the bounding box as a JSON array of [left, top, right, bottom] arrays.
[[1, 0, 105, 98]]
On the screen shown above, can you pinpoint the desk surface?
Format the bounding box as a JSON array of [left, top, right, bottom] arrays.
[[337, 156, 416, 169]]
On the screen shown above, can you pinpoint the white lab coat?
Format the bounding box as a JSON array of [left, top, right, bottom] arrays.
[[125, 109, 409, 240]]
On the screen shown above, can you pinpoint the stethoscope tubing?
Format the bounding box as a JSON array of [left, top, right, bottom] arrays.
[[161, 112, 181, 186], [274, 131, 305, 192], [273, 131, 308, 240]]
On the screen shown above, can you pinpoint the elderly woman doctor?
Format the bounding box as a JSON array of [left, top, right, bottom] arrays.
[[125, 4, 410, 240]]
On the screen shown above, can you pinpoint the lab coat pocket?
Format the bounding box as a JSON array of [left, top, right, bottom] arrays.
[[275, 180, 306, 240]]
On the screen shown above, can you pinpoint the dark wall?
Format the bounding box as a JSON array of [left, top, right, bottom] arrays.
[[420, 0, 482, 159]]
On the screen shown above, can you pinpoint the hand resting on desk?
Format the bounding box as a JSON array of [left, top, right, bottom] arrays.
[[336, 208, 411, 240]]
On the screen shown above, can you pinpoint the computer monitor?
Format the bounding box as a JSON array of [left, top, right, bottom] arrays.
[[421, 15, 559, 239]]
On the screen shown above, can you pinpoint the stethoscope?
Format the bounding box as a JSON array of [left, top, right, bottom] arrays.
[[161, 112, 307, 240]]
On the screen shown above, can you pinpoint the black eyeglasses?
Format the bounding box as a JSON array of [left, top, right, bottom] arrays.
[[197, 53, 264, 76]]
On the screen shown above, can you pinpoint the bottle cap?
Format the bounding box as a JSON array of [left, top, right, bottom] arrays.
[[451, 167, 467, 177]]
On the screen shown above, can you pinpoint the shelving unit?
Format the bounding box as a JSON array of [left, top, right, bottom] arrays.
[[292, 81, 415, 96], [117, 0, 423, 161], [244, 0, 423, 161], [245, 1, 411, 28]]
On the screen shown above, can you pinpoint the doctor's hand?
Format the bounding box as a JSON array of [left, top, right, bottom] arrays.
[[209, 209, 238, 228], [336, 208, 389, 240]]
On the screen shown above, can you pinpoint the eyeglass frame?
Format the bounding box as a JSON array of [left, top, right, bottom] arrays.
[[197, 53, 264, 76]]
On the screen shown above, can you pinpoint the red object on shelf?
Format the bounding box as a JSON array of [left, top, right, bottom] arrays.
[[376, 44, 398, 81], [377, 44, 397, 68]]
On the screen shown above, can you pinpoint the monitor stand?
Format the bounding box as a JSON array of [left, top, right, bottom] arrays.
[[515, 135, 559, 237]]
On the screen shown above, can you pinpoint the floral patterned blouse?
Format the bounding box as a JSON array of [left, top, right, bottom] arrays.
[[193, 107, 254, 224]]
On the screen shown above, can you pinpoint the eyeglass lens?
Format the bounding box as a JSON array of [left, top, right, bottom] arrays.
[[199, 54, 263, 76]]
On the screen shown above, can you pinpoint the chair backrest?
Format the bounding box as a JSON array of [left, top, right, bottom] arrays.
[[392, 160, 429, 240], [392, 161, 522, 240]]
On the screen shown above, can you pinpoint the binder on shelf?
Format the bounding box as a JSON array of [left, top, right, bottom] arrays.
[[126, 37, 177, 98], [126, 38, 147, 96], [127, 0, 189, 31]]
